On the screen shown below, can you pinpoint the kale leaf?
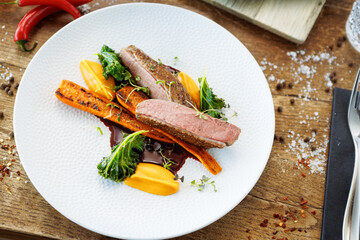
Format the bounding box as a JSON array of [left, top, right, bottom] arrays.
[[97, 130, 147, 182], [198, 74, 226, 120], [97, 45, 132, 82]]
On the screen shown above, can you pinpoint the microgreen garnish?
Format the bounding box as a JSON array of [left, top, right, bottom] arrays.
[[174, 56, 178, 65], [174, 173, 184, 182], [159, 148, 175, 170], [186, 100, 208, 120], [106, 103, 120, 109], [158, 58, 163, 65], [96, 127, 103, 135], [117, 109, 122, 122], [155, 80, 175, 101], [149, 64, 155, 71], [125, 78, 149, 102], [191, 175, 217, 192]]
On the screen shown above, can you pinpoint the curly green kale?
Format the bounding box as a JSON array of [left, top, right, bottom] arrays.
[[97, 45, 132, 81], [97, 130, 147, 182], [198, 74, 226, 120]]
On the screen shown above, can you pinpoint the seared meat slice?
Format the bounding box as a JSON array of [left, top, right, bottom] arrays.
[[136, 99, 241, 149], [120, 45, 195, 108]]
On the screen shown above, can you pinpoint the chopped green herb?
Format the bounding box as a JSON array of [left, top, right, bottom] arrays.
[[149, 64, 155, 71], [135, 76, 141, 81], [174, 56, 178, 65], [191, 175, 217, 192], [96, 127, 103, 135], [97, 130, 147, 182], [198, 72, 227, 120], [158, 58, 163, 65]]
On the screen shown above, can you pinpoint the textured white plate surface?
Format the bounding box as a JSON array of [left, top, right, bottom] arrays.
[[13, 3, 274, 239]]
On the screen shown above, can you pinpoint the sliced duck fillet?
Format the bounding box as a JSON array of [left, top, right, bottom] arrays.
[[120, 45, 195, 108], [136, 99, 241, 149]]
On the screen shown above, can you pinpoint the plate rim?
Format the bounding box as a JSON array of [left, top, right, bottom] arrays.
[[13, 3, 275, 239]]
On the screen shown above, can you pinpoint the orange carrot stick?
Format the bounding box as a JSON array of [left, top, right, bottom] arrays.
[[55, 80, 173, 143], [116, 86, 222, 175]]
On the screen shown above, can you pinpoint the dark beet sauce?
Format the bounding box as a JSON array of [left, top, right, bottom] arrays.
[[99, 118, 190, 173]]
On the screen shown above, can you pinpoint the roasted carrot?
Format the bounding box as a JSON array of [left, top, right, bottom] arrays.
[[116, 86, 222, 175], [116, 85, 148, 115], [55, 80, 172, 143]]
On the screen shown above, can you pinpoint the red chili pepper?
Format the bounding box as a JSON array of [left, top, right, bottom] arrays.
[[1, 0, 82, 19], [13, 0, 92, 51]]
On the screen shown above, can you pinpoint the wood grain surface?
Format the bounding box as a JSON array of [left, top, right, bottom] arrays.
[[0, 0, 358, 239], [200, 0, 325, 44]]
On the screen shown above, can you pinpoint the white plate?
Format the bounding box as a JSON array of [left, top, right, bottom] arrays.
[[13, 3, 274, 239]]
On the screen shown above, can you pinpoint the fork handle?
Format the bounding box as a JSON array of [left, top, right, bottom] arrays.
[[343, 138, 360, 240]]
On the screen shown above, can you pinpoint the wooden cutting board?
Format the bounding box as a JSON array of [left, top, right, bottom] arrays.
[[200, 0, 326, 44]]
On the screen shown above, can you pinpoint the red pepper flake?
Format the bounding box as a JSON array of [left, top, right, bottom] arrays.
[[273, 213, 280, 218], [301, 210, 306, 218], [248, 236, 251, 240], [16, 171, 20, 176], [284, 229, 290, 233], [300, 199, 308, 205], [290, 228, 297, 232], [282, 223, 287, 229], [273, 231, 278, 235], [264, 219, 269, 223], [0, 177, 3, 181], [11, 159, 15, 162], [260, 222, 268, 227], [301, 173, 306, 178], [271, 237, 275, 239], [293, 166, 298, 170], [311, 210, 316, 215], [288, 211, 297, 221], [302, 205, 309, 209], [283, 197, 289, 200], [281, 217, 287, 222], [275, 223, 280, 227]]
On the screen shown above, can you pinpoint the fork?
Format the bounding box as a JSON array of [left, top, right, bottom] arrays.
[[343, 68, 360, 240]]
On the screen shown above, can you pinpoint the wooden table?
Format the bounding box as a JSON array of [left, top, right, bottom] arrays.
[[0, 0, 358, 239]]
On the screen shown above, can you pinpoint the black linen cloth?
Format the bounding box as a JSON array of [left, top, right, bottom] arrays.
[[321, 87, 355, 239]]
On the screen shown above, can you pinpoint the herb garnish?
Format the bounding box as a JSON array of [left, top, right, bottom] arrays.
[[96, 127, 103, 135], [125, 77, 149, 102], [149, 64, 155, 71], [156, 80, 175, 101], [198, 72, 227, 120], [174, 56, 178, 65], [191, 175, 217, 192], [158, 58, 163, 65], [117, 109, 122, 122], [97, 130, 147, 182], [158, 148, 175, 170], [106, 103, 120, 109]]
